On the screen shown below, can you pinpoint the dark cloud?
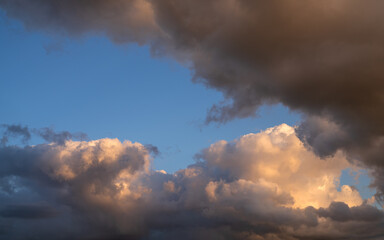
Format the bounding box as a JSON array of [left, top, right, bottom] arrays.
[[317, 201, 384, 222], [0, 204, 59, 219], [33, 127, 88, 145], [0, 124, 88, 145], [0, 124, 31, 145], [0, 0, 161, 43], [144, 144, 160, 157]]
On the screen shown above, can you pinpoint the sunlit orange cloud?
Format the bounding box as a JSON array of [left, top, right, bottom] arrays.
[[202, 124, 364, 209], [0, 124, 382, 239]]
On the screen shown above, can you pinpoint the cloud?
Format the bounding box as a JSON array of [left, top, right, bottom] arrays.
[[317, 202, 384, 222], [144, 144, 160, 157], [0, 0, 160, 44], [0, 124, 31, 145], [33, 127, 88, 145], [0, 124, 382, 239], [199, 124, 364, 209], [0, 124, 88, 145], [0, 137, 153, 239], [0, 204, 59, 219]]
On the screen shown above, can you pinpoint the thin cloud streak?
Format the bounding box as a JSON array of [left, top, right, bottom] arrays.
[[0, 124, 88, 145]]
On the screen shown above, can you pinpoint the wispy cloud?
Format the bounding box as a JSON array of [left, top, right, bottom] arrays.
[[0, 124, 88, 145]]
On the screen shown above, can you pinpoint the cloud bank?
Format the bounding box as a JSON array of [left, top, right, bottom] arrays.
[[0, 124, 382, 239]]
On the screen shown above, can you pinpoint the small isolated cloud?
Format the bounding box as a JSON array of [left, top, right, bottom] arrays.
[[0, 124, 382, 239]]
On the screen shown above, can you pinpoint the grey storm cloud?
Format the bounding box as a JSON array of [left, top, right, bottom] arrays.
[[0, 124, 383, 239], [0, 204, 59, 219], [317, 201, 384, 222]]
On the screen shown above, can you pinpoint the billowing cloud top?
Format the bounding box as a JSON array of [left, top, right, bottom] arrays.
[[0, 125, 382, 239]]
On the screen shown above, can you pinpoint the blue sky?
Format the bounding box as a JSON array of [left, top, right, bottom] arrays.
[[0, 12, 300, 172], [0, 10, 376, 202]]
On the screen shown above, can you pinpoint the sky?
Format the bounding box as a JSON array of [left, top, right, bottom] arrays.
[[0, 11, 300, 172], [0, 1, 383, 240]]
